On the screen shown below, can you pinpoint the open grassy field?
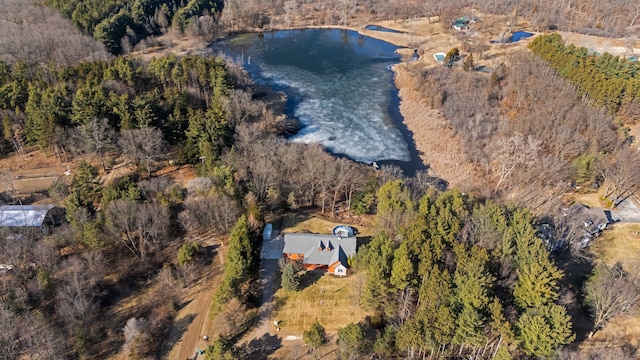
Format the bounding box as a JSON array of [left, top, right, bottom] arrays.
[[271, 271, 370, 332]]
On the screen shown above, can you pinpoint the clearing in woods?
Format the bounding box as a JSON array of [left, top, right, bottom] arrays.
[[271, 272, 370, 333]]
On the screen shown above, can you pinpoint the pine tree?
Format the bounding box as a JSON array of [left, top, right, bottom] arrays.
[[281, 263, 300, 292], [338, 323, 367, 357], [516, 305, 574, 357], [303, 321, 327, 350], [390, 242, 415, 291]]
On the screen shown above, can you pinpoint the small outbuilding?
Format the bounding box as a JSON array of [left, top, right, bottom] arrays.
[[263, 223, 273, 241], [0, 205, 59, 234]]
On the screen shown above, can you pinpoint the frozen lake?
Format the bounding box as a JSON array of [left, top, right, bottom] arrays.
[[211, 29, 424, 174]]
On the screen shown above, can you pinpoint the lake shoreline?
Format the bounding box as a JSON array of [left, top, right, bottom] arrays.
[[133, 19, 476, 186]]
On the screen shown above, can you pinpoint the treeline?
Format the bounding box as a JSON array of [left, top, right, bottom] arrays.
[[414, 50, 634, 210], [529, 33, 640, 117], [217, 0, 640, 38], [351, 184, 573, 358], [0, 55, 235, 168], [45, 0, 224, 53]]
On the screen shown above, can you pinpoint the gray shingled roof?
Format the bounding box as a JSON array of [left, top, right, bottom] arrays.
[[283, 233, 356, 267], [0, 205, 55, 227]]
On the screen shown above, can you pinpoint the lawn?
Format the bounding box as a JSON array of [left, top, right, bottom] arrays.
[[278, 210, 375, 237], [271, 271, 370, 332], [590, 222, 640, 270]]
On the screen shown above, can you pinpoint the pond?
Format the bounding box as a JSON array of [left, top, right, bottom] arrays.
[[510, 31, 533, 42], [210, 29, 424, 175]]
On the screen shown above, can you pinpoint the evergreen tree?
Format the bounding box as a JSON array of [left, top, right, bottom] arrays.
[[281, 263, 300, 292], [303, 321, 327, 350], [516, 305, 574, 357], [390, 241, 416, 291], [71, 83, 108, 125], [204, 339, 237, 360], [338, 323, 367, 359], [375, 179, 414, 234], [373, 326, 397, 358]]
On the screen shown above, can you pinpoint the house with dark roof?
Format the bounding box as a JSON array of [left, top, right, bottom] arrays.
[[0, 205, 59, 234], [282, 234, 357, 276], [563, 203, 614, 249]]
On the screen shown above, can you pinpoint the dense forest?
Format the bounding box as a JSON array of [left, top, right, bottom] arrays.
[[1, 0, 640, 358], [356, 186, 573, 359], [529, 33, 640, 116], [45, 0, 224, 53]]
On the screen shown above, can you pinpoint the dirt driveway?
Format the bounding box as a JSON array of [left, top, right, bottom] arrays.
[[163, 237, 225, 360], [237, 224, 284, 354]]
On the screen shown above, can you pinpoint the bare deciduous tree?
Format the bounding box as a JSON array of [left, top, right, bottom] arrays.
[[490, 133, 541, 194], [584, 263, 640, 338], [119, 127, 167, 177], [0, 303, 20, 360], [123, 317, 147, 354], [106, 200, 171, 260], [56, 257, 97, 327], [598, 147, 640, 208], [75, 118, 117, 171]]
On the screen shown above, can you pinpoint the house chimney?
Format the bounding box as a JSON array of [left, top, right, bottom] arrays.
[[326, 241, 333, 251], [318, 240, 324, 251]]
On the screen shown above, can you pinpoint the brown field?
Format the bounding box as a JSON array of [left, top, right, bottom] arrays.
[[271, 271, 369, 333], [590, 223, 640, 273]]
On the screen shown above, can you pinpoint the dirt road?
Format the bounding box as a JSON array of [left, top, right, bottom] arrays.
[[166, 286, 216, 359], [164, 240, 225, 360]]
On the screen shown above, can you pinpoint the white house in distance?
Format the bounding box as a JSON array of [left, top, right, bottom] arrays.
[[0, 205, 57, 233], [282, 233, 356, 276]]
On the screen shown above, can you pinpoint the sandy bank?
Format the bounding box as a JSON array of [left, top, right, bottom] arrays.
[[392, 63, 476, 189]]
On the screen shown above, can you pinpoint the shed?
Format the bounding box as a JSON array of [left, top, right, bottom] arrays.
[[0, 205, 58, 233]]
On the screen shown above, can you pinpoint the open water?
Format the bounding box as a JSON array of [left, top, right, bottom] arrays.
[[211, 29, 424, 174]]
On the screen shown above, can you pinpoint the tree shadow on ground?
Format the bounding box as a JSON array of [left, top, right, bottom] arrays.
[[178, 299, 193, 311], [555, 251, 595, 343], [159, 313, 196, 357], [199, 243, 221, 268], [239, 332, 282, 359], [299, 270, 324, 291]]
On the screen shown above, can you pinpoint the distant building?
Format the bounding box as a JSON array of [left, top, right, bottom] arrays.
[[564, 203, 613, 248], [0, 205, 59, 234], [451, 16, 478, 31], [541, 203, 615, 251], [282, 234, 357, 276]]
